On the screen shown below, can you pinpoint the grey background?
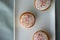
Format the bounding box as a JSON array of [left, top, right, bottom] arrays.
[[56, 0, 60, 40], [0, 0, 13, 40]]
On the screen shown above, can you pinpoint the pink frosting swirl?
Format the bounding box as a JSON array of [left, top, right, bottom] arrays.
[[20, 13, 35, 28]]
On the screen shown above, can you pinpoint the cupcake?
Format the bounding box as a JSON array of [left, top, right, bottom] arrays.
[[33, 30, 50, 40], [34, 0, 51, 11], [20, 12, 36, 28]]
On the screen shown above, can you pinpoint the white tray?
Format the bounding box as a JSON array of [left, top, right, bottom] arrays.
[[15, 0, 55, 40]]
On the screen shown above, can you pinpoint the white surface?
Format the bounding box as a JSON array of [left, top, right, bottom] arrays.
[[15, 0, 55, 40]]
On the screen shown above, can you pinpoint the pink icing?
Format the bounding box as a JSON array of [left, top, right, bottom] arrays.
[[35, 0, 50, 10], [34, 32, 48, 40], [21, 13, 35, 27], [40, 0, 47, 7]]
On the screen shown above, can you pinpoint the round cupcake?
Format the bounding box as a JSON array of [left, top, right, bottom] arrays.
[[33, 30, 50, 40], [34, 0, 51, 11], [20, 12, 36, 28]]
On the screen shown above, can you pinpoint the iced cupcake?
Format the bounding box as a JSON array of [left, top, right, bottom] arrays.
[[20, 12, 36, 28], [34, 0, 51, 11], [33, 30, 50, 40]]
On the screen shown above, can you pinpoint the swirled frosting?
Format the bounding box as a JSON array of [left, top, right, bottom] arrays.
[[35, 0, 51, 10], [20, 13, 35, 28], [33, 31, 48, 40]]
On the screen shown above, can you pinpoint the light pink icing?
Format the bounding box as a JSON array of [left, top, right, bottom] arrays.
[[34, 32, 48, 40], [35, 0, 51, 10], [20, 13, 35, 28]]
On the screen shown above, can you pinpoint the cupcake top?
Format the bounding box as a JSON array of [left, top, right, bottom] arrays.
[[34, 0, 51, 10], [20, 12, 35, 28], [33, 30, 49, 40]]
